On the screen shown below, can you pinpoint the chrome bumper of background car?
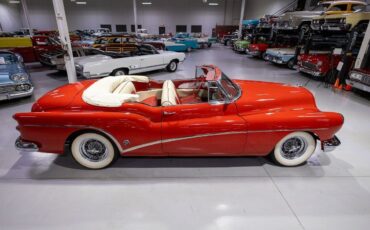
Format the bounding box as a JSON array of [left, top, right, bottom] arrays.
[[346, 80, 370, 93], [270, 56, 285, 64], [298, 67, 324, 77], [0, 87, 34, 101], [321, 136, 341, 152], [15, 137, 39, 152], [247, 50, 260, 56]]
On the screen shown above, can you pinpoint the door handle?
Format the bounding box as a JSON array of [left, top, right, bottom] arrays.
[[163, 111, 176, 116]]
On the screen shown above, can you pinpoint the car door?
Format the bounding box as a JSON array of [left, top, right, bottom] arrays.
[[161, 83, 247, 156], [138, 45, 164, 70]]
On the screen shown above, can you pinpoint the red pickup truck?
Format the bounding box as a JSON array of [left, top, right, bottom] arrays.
[[0, 36, 61, 63]]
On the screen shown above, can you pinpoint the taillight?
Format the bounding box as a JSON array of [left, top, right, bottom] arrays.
[[31, 102, 43, 112]]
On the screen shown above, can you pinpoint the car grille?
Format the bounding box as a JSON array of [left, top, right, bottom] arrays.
[[363, 75, 370, 86], [0, 85, 16, 94], [302, 61, 317, 71]]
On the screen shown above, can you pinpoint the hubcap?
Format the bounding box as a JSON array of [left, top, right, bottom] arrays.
[[115, 71, 125, 76], [280, 137, 307, 160], [80, 139, 108, 162], [170, 62, 176, 70]]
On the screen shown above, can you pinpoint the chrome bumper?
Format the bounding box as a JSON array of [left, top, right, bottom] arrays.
[[321, 136, 341, 152], [15, 137, 39, 152], [298, 67, 325, 77], [346, 80, 370, 93], [0, 87, 34, 101], [247, 50, 261, 56]]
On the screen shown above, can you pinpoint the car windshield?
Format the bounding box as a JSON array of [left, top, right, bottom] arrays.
[[0, 53, 17, 65], [220, 73, 240, 100], [352, 4, 366, 12], [313, 3, 331, 11]]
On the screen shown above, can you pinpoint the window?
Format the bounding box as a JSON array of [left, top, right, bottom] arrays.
[[176, 25, 187, 33], [116, 24, 127, 32], [159, 26, 165, 34], [191, 25, 202, 33], [100, 24, 112, 32], [351, 4, 366, 12], [131, 24, 142, 32], [110, 38, 122, 44], [328, 4, 348, 12], [139, 45, 158, 55]]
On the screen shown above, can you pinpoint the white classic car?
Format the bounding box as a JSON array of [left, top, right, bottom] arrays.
[[75, 44, 186, 78]]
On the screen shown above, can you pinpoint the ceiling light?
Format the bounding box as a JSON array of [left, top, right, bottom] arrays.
[[208, 2, 219, 6], [142, 2, 152, 5], [76, 1, 87, 4], [9, 0, 20, 3]]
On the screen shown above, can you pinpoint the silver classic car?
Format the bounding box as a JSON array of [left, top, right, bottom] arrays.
[[275, 1, 365, 34], [0, 51, 33, 101]]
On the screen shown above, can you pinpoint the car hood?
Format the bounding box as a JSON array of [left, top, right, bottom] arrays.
[[280, 10, 322, 19], [267, 48, 296, 55], [233, 80, 318, 115], [74, 54, 112, 66], [0, 63, 24, 84]]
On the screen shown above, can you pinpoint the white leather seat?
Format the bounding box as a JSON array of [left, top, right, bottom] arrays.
[[82, 76, 147, 107], [161, 80, 179, 106]]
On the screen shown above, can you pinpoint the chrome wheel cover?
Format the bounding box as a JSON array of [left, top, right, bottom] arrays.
[[115, 70, 125, 76], [170, 62, 176, 70], [79, 139, 108, 162], [280, 137, 307, 160]]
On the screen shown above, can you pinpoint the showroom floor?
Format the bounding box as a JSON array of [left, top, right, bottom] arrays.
[[1, 44, 370, 230]]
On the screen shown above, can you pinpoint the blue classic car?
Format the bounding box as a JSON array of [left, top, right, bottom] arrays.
[[242, 19, 260, 28], [0, 51, 33, 101], [164, 41, 188, 52], [172, 33, 199, 51], [265, 47, 296, 69]]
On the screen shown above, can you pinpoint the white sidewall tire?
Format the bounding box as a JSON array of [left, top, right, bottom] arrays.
[[115, 70, 126, 76], [273, 132, 316, 167], [71, 133, 116, 169]]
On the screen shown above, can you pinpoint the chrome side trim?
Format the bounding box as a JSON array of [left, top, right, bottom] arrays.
[[15, 137, 39, 152]]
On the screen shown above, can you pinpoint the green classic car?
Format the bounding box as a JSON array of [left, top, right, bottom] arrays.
[[233, 39, 251, 53]]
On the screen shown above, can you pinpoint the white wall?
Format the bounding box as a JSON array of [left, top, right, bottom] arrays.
[[1, 0, 312, 34], [0, 0, 22, 32]]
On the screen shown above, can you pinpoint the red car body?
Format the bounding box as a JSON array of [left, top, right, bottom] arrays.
[[9, 36, 61, 63], [247, 43, 270, 57], [297, 53, 342, 78], [14, 65, 343, 162]]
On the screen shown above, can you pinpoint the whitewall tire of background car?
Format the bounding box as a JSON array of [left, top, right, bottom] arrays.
[[71, 133, 118, 169], [271, 131, 316, 166], [167, 60, 178, 72], [113, 69, 128, 76]]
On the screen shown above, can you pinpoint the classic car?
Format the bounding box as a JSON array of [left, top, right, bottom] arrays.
[[0, 51, 33, 101], [75, 44, 186, 78], [92, 28, 111, 37], [312, 9, 369, 33], [192, 33, 214, 48], [242, 19, 260, 29], [13, 65, 343, 169], [265, 47, 296, 69], [92, 34, 138, 52], [221, 33, 238, 46], [247, 43, 271, 59], [172, 33, 199, 51], [233, 38, 251, 53], [276, 1, 365, 34], [163, 41, 188, 52], [0, 36, 61, 63], [297, 51, 342, 79], [347, 69, 370, 92]]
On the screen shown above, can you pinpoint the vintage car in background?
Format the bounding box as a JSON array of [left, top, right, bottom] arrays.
[[233, 38, 251, 53], [0, 51, 33, 101], [92, 34, 138, 52], [312, 9, 370, 33], [221, 33, 238, 46], [75, 44, 185, 78], [192, 33, 214, 48], [163, 41, 188, 52], [265, 47, 297, 69], [276, 1, 365, 35], [172, 33, 199, 51], [92, 28, 111, 37], [242, 19, 260, 29], [0, 36, 61, 63], [347, 68, 370, 92], [14, 65, 343, 169]]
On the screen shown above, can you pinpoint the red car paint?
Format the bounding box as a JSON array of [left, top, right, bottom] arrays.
[[297, 53, 342, 77], [9, 36, 61, 63], [13, 66, 343, 157], [248, 43, 270, 57]]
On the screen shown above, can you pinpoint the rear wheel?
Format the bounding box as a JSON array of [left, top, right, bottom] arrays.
[[71, 133, 118, 169], [271, 132, 316, 167], [187, 47, 192, 52], [287, 58, 295, 69], [113, 68, 128, 76], [166, 60, 178, 72]]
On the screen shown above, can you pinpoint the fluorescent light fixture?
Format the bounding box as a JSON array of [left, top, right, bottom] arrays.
[[142, 2, 152, 5], [76, 1, 87, 4], [208, 2, 219, 6], [9, 0, 20, 3]]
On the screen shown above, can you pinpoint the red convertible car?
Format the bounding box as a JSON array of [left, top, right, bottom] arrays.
[[14, 65, 343, 169]]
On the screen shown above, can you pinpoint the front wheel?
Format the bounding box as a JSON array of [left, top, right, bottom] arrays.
[[166, 60, 178, 72], [113, 68, 128, 76], [271, 132, 316, 167], [287, 58, 295, 69], [71, 133, 118, 169]]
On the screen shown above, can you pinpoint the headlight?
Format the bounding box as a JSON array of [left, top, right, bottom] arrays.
[[350, 72, 363, 81], [340, 18, 346, 23], [10, 73, 29, 83]]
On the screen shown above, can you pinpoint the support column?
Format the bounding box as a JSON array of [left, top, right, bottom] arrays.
[[20, 0, 33, 36], [133, 0, 138, 35], [355, 23, 370, 69], [52, 0, 77, 83], [238, 0, 245, 38]]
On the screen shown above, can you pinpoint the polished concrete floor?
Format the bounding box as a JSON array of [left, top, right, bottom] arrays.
[[1, 44, 370, 230]]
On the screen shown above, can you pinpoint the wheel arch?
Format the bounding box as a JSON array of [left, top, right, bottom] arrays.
[[64, 128, 122, 155], [111, 67, 129, 76]]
